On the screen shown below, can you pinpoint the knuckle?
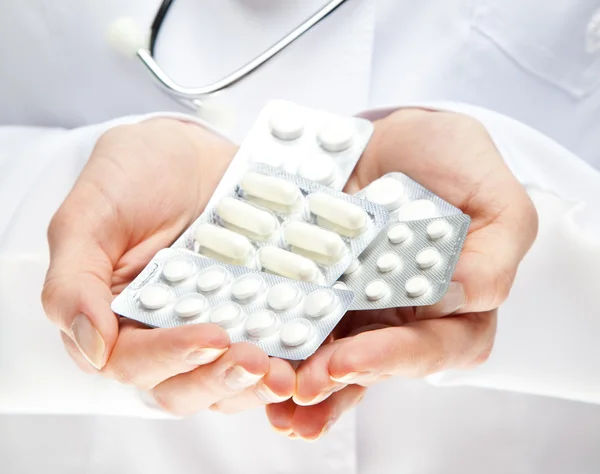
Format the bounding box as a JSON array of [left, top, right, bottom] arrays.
[[151, 390, 192, 417], [101, 362, 137, 387]]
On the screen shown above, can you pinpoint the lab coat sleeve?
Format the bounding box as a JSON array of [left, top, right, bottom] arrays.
[[362, 103, 600, 405], [0, 113, 223, 417]]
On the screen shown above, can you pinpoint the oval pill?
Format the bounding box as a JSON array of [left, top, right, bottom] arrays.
[[365, 280, 389, 301], [396, 199, 437, 221], [416, 248, 441, 269], [216, 197, 277, 238], [308, 193, 367, 231], [333, 281, 348, 291], [231, 274, 265, 302], [196, 265, 229, 292], [259, 247, 320, 283], [376, 253, 400, 273], [280, 319, 312, 347], [269, 107, 304, 140], [405, 276, 430, 297], [365, 178, 406, 211], [209, 302, 243, 329], [241, 172, 301, 207], [298, 156, 336, 185], [162, 257, 195, 283], [304, 289, 338, 319], [343, 258, 360, 275], [267, 282, 302, 311], [387, 224, 412, 244], [139, 284, 170, 310], [194, 223, 253, 262], [284, 221, 346, 260], [174, 294, 208, 319], [245, 309, 278, 338], [427, 220, 451, 240], [317, 119, 355, 152]]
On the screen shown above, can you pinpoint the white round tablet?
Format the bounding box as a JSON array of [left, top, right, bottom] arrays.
[[365, 280, 389, 301], [231, 274, 265, 301], [269, 107, 304, 140], [396, 199, 437, 221], [376, 252, 400, 273], [343, 258, 361, 275], [298, 155, 336, 185], [416, 248, 441, 269], [266, 282, 301, 311], [405, 276, 430, 297], [245, 309, 278, 338], [304, 289, 338, 319], [138, 284, 170, 310], [365, 177, 406, 211], [174, 294, 208, 319], [427, 220, 451, 240], [196, 265, 229, 293], [162, 257, 195, 283], [332, 282, 348, 291], [280, 319, 312, 347], [209, 302, 243, 329], [387, 224, 412, 244], [317, 119, 355, 152]]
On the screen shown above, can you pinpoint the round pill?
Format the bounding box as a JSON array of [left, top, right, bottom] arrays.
[[427, 220, 451, 240], [196, 265, 229, 292], [396, 199, 437, 221], [231, 274, 265, 301], [405, 276, 430, 297], [138, 284, 170, 310], [416, 248, 441, 269], [209, 302, 243, 329], [365, 280, 389, 301], [343, 258, 361, 275], [332, 282, 348, 291], [245, 309, 278, 338], [269, 107, 304, 140], [304, 289, 338, 319], [317, 119, 355, 152], [267, 282, 301, 311], [174, 294, 208, 319], [376, 253, 400, 273], [162, 257, 195, 283], [298, 155, 336, 185], [387, 224, 412, 244], [280, 319, 312, 347], [365, 178, 406, 211]]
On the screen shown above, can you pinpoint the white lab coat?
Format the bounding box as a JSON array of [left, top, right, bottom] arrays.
[[1, 0, 600, 472]]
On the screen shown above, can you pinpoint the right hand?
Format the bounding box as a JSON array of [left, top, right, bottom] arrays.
[[41, 118, 295, 416]]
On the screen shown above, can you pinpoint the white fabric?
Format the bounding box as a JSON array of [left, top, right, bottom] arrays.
[[1, 0, 600, 473]]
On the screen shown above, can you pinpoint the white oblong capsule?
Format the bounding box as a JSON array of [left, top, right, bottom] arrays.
[[283, 221, 346, 261], [240, 172, 301, 207], [216, 197, 277, 238], [194, 223, 253, 262], [308, 193, 367, 231], [258, 247, 320, 283]]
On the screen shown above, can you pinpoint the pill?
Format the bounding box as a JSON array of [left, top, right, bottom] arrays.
[[231, 274, 265, 301], [174, 294, 208, 319], [343, 258, 360, 275], [162, 257, 195, 283], [298, 156, 336, 185], [139, 284, 170, 310], [396, 199, 437, 221], [427, 219, 451, 240], [332, 282, 348, 291], [194, 223, 253, 262], [196, 265, 229, 292], [376, 253, 400, 273], [216, 197, 277, 238], [317, 119, 355, 152], [269, 107, 304, 140], [259, 247, 320, 283], [241, 172, 301, 206], [284, 221, 346, 261], [280, 319, 312, 347], [309, 193, 367, 231], [365, 280, 389, 301], [245, 309, 278, 338], [416, 248, 441, 269], [267, 282, 302, 311], [405, 276, 430, 297], [365, 178, 406, 211], [209, 302, 243, 329], [387, 224, 412, 244], [304, 289, 338, 319]]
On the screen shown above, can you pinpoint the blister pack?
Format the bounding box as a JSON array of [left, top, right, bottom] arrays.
[[337, 174, 471, 310], [242, 100, 374, 190], [111, 248, 355, 360], [172, 163, 389, 286]]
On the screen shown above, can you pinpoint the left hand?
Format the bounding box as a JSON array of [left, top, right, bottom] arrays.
[[266, 108, 538, 440]]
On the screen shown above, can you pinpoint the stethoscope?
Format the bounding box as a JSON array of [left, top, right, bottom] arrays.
[[108, 0, 349, 126]]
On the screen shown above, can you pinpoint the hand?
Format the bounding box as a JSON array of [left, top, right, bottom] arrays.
[[267, 108, 538, 440], [41, 118, 295, 416]]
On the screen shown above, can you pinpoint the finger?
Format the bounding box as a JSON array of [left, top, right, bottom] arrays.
[[151, 342, 269, 417], [265, 399, 297, 435], [328, 310, 497, 384], [60, 331, 97, 375]]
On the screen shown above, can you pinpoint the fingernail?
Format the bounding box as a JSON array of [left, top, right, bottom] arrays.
[[330, 371, 371, 384], [292, 383, 345, 406], [415, 282, 465, 319], [70, 314, 105, 370], [255, 383, 289, 403], [186, 348, 227, 365], [224, 366, 264, 390]]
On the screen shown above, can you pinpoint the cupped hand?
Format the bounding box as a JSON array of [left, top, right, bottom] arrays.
[[41, 118, 295, 416]]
